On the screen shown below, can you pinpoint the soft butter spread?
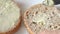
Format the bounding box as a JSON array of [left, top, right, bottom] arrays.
[[0, 0, 20, 32]]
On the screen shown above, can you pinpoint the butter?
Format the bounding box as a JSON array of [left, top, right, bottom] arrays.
[[43, 0, 54, 6], [0, 0, 20, 32]]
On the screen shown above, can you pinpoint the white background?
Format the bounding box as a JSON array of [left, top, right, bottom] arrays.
[[14, 0, 60, 34]]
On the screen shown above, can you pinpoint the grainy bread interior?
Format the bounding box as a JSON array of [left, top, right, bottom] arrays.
[[24, 4, 60, 34], [0, 0, 20, 34]]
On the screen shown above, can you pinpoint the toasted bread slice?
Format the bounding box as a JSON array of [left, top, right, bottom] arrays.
[[24, 4, 60, 34], [0, 0, 21, 34]]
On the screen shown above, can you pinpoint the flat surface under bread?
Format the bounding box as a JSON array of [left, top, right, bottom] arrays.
[[24, 4, 60, 34]]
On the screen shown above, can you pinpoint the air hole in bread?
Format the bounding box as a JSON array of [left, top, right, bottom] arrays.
[[50, 16, 53, 18], [52, 12, 54, 14], [49, 25, 52, 28], [32, 22, 36, 24], [36, 11, 38, 14], [26, 11, 29, 16], [47, 18, 49, 19], [45, 7, 48, 10], [54, 26, 58, 29]]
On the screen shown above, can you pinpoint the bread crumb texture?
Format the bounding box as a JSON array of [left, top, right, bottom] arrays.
[[0, 0, 20, 32], [25, 4, 60, 34]]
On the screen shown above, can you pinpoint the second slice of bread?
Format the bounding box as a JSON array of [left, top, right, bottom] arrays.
[[24, 4, 60, 34]]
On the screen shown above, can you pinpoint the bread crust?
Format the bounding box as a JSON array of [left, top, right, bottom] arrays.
[[24, 4, 58, 34], [24, 19, 34, 34], [0, 0, 21, 34], [24, 11, 34, 34]]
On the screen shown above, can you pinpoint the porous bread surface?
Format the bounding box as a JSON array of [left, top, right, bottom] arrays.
[[0, 0, 20, 32], [24, 4, 60, 34]]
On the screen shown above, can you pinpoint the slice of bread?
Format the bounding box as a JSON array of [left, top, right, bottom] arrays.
[[0, 0, 21, 34], [24, 4, 60, 34]]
